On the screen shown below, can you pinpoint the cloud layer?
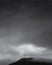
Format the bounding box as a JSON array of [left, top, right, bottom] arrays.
[[0, 43, 47, 61], [0, 43, 52, 63], [10, 43, 47, 57]]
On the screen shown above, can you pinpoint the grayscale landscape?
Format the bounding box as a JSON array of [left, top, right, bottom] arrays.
[[0, 0, 52, 65]]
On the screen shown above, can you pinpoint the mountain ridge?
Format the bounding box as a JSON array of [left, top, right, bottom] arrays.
[[9, 57, 52, 65]]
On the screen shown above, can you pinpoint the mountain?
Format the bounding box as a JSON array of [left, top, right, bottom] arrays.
[[9, 57, 52, 65]]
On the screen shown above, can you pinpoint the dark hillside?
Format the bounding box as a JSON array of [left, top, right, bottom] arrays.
[[9, 58, 52, 65]]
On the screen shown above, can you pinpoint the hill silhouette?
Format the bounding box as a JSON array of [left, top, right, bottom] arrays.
[[9, 57, 52, 65]]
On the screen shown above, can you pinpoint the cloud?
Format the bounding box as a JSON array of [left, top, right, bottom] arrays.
[[10, 43, 47, 57], [0, 43, 52, 62]]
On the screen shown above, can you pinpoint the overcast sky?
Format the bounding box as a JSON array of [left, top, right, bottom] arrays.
[[0, 0, 52, 65]]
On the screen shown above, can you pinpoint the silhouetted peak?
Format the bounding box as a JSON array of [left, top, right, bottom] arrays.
[[9, 57, 52, 65], [9, 57, 34, 65], [17, 57, 33, 62]]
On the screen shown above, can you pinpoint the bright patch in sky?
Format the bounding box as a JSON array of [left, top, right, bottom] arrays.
[[0, 43, 52, 61], [10, 43, 47, 57]]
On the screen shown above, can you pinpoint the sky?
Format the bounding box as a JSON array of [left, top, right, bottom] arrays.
[[0, 0, 52, 65]]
